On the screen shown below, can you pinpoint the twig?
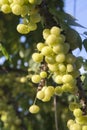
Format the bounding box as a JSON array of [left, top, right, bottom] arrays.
[[54, 96, 59, 130], [77, 76, 87, 113]]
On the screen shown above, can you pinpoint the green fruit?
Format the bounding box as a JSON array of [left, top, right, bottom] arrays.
[[75, 56, 83, 69], [69, 102, 80, 111], [56, 53, 65, 63], [1, 4, 11, 13], [54, 75, 63, 84], [12, 4, 22, 15], [1, 114, 7, 122], [29, 104, 40, 114], [17, 24, 30, 34], [53, 43, 64, 54], [60, 34, 66, 43], [50, 26, 61, 36], [37, 42, 45, 51], [62, 83, 74, 92], [76, 115, 87, 125], [41, 86, 47, 91], [63, 43, 70, 54], [48, 64, 58, 72], [44, 86, 55, 97], [45, 55, 56, 64], [28, 22, 37, 31], [42, 95, 51, 102], [28, 0, 36, 4], [70, 123, 82, 130], [67, 119, 75, 129], [31, 74, 41, 83], [13, 0, 25, 5], [32, 53, 43, 63], [43, 29, 50, 40], [55, 86, 63, 95], [21, 5, 29, 16], [46, 34, 58, 46], [58, 63, 66, 72], [36, 90, 45, 100], [8, 0, 13, 3], [30, 13, 41, 23], [70, 70, 80, 78], [73, 108, 82, 117], [41, 46, 53, 56], [66, 64, 74, 72], [62, 74, 74, 83], [40, 71, 47, 78], [82, 125, 87, 130], [0, 0, 9, 5], [66, 54, 76, 64]]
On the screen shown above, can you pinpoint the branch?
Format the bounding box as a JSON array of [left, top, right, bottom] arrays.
[[39, 0, 58, 28], [0, 66, 27, 74], [77, 76, 87, 113], [54, 96, 59, 130]]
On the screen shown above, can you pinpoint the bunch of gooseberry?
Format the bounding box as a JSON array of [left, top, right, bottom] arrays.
[[29, 26, 82, 116], [67, 102, 87, 130], [0, 0, 42, 34]]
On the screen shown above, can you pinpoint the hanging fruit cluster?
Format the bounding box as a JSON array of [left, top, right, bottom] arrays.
[[0, 0, 42, 34], [67, 102, 87, 130], [29, 26, 82, 113]]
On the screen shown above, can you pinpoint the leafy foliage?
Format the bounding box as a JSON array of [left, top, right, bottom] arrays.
[[83, 39, 87, 52]]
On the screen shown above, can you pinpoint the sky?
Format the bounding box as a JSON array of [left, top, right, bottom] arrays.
[[64, 0, 87, 59]]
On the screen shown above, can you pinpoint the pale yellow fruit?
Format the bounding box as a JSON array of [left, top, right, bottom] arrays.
[[1, 4, 11, 13], [29, 105, 40, 114], [40, 71, 47, 78], [70, 123, 82, 130], [36, 90, 45, 100], [46, 34, 58, 46], [50, 26, 61, 36], [32, 53, 43, 63], [73, 108, 82, 117], [67, 119, 75, 129], [44, 86, 55, 97], [17, 24, 30, 34], [43, 29, 50, 40], [31, 74, 41, 83]]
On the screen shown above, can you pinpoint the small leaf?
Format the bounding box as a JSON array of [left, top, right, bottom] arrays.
[[84, 32, 87, 35], [83, 39, 87, 52], [0, 43, 11, 61], [67, 20, 86, 28], [82, 74, 87, 89], [49, 9, 86, 28]]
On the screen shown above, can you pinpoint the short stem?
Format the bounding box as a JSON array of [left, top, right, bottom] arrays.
[[54, 96, 59, 130]]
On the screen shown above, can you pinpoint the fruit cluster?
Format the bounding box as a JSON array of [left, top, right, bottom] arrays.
[[0, 0, 42, 34], [29, 26, 82, 114], [67, 102, 87, 130]]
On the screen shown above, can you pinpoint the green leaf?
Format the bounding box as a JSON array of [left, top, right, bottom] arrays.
[[83, 39, 87, 52], [49, 9, 86, 28], [67, 20, 86, 28], [0, 43, 11, 61], [83, 61, 87, 71], [82, 74, 87, 89], [66, 28, 82, 50], [84, 31, 87, 35]]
